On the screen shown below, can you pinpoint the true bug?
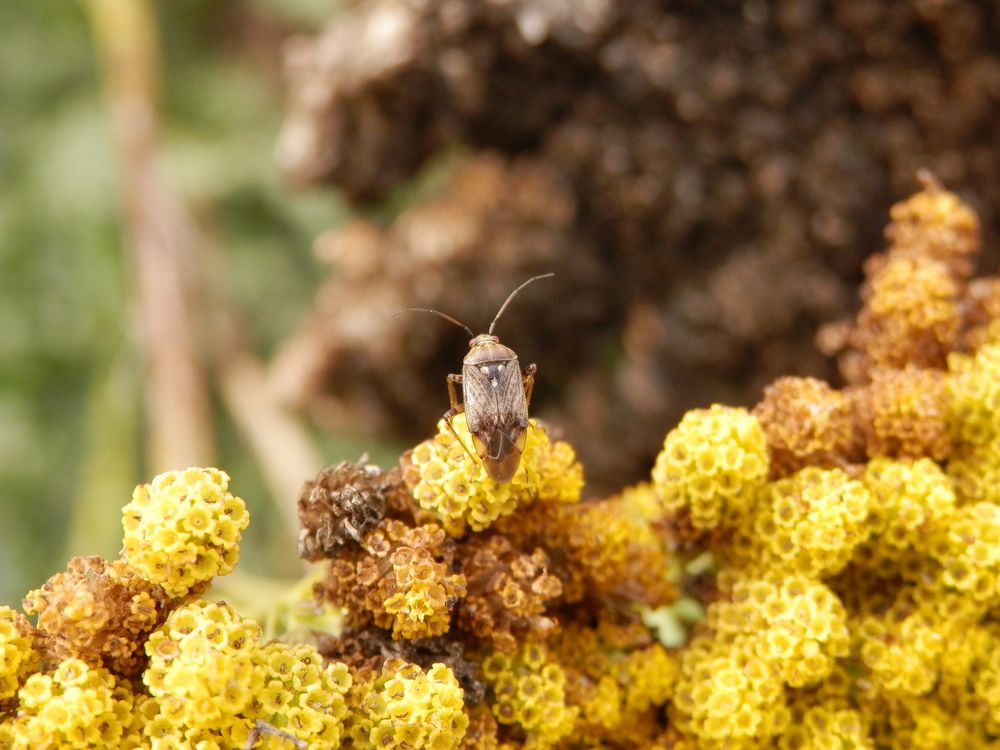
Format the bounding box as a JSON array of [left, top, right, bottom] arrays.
[[395, 273, 554, 483]]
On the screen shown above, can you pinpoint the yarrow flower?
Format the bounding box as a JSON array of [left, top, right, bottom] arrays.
[[142, 600, 352, 748], [0, 607, 35, 706], [652, 405, 769, 530], [480, 643, 577, 749], [346, 658, 468, 750], [403, 414, 582, 536], [121, 468, 249, 597], [4, 658, 142, 749]]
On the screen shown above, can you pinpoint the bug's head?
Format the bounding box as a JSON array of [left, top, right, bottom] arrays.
[[469, 333, 500, 348]]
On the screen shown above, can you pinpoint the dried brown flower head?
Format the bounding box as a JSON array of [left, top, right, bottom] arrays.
[[22, 556, 171, 676], [297, 459, 402, 560]]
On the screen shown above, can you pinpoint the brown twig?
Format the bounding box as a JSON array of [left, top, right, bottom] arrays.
[[85, 0, 214, 471], [87, 0, 323, 547]]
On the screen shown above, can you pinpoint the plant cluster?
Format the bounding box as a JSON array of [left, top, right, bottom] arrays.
[[7, 182, 1000, 747], [650, 182, 1000, 748]]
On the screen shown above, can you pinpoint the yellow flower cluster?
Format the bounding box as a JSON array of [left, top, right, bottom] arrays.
[[13, 183, 1000, 750], [925, 502, 1000, 602], [652, 405, 769, 530], [673, 635, 788, 743], [346, 658, 468, 750], [857, 458, 955, 567], [820, 612, 1000, 748], [122, 468, 249, 597], [2, 468, 421, 750], [142, 600, 352, 748], [554, 627, 676, 746], [480, 643, 577, 750], [650, 184, 1000, 748], [949, 341, 1000, 445], [949, 439, 1000, 505], [857, 597, 960, 698], [403, 414, 583, 536], [778, 700, 872, 750], [252, 641, 352, 744], [674, 573, 849, 745], [1, 658, 142, 749], [0, 608, 35, 706], [745, 467, 871, 578], [142, 600, 260, 734]]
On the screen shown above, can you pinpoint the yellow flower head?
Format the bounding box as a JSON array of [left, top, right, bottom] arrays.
[[652, 405, 769, 530], [0, 606, 36, 706], [403, 414, 583, 536], [5, 658, 141, 749], [141, 600, 351, 748], [779, 701, 872, 750], [143, 600, 263, 729], [673, 633, 787, 744], [347, 658, 468, 750], [948, 341, 1000, 446], [926, 503, 1000, 602], [122, 468, 249, 597], [249, 642, 352, 748], [480, 643, 577, 749], [861, 458, 956, 565], [749, 467, 871, 578], [949, 439, 1000, 506]]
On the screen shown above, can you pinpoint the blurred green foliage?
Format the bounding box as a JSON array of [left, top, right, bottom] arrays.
[[0, 0, 398, 605]]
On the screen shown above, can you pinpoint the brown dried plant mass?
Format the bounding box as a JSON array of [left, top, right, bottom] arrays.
[[851, 367, 951, 462], [492, 495, 675, 609], [315, 518, 465, 639], [273, 0, 1000, 491], [22, 556, 172, 676], [455, 534, 562, 654], [753, 376, 859, 478], [297, 458, 403, 560]]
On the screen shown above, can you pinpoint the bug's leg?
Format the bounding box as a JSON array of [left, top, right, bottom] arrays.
[[446, 373, 463, 411], [245, 720, 306, 750], [443, 404, 478, 463], [522, 364, 537, 408], [443, 373, 476, 461]]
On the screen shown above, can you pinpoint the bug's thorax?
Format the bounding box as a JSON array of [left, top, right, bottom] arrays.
[[463, 335, 517, 367]]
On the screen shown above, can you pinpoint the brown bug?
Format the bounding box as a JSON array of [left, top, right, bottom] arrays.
[[395, 273, 554, 483]]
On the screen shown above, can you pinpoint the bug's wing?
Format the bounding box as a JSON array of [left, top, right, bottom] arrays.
[[472, 428, 526, 483], [484, 362, 531, 482]]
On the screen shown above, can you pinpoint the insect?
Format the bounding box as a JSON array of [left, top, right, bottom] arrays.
[[395, 273, 554, 483]]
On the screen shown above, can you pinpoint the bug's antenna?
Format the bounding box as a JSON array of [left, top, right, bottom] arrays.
[[392, 308, 475, 339], [489, 273, 554, 335]]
